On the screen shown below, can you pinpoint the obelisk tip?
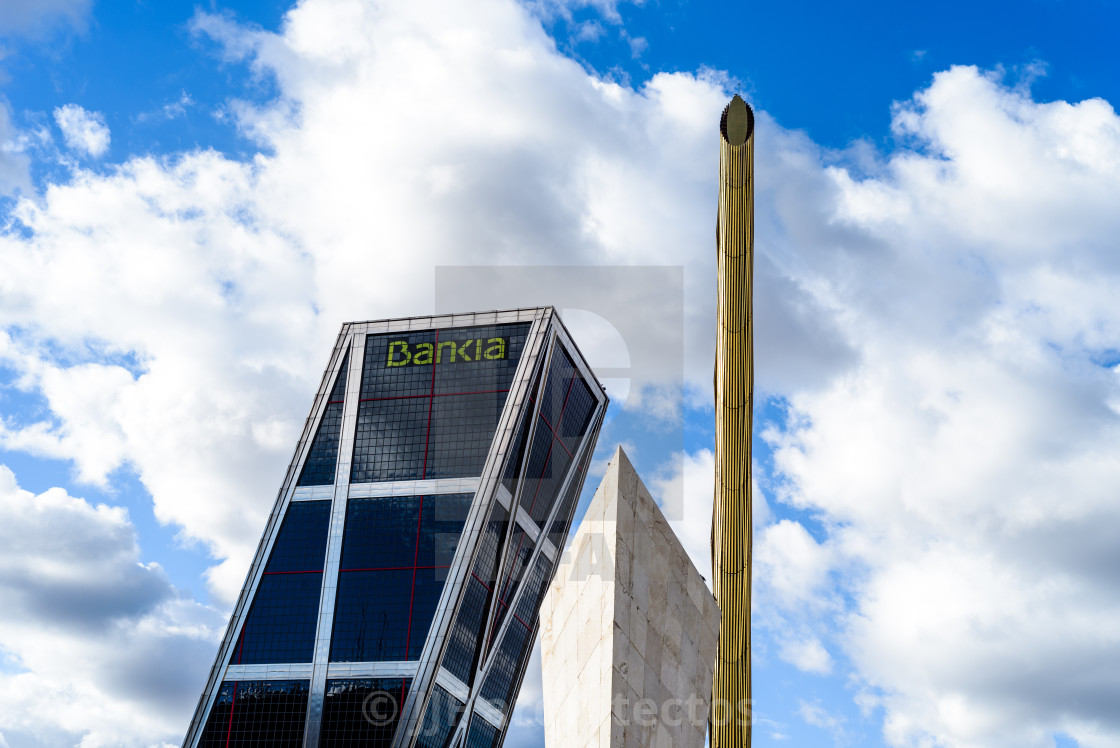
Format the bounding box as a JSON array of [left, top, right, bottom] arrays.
[[721, 94, 754, 146]]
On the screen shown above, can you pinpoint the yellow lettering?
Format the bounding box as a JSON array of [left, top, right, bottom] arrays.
[[456, 340, 473, 362], [387, 341, 411, 366], [437, 340, 457, 363], [484, 337, 506, 360], [475, 339, 482, 360], [413, 343, 433, 366]]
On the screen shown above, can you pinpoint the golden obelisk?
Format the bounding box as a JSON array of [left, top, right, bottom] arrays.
[[711, 93, 754, 748]]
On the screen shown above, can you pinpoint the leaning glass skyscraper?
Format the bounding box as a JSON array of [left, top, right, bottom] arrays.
[[183, 307, 607, 748]]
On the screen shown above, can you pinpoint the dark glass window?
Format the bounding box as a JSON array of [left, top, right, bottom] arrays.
[[519, 420, 572, 526], [350, 323, 530, 484], [548, 454, 591, 552], [480, 560, 554, 715], [198, 680, 309, 747], [339, 496, 421, 570], [229, 501, 330, 665], [464, 714, 500, 748], [330, 494, 471, 662], [479, 618, 534, 715], [443, 504, 508, 685], [425, 392, 506, 479], [559, 378, 595, 453], [513, 554, 554, 625], [230, 573, 323, 665], [500, 355, 544, 498], [351, 397, 430, 483], [517, 349, 596, 527], [265, 501, 332, 573], [442, 577, 490, 685], [298, 351, 349, 486], [415, 685, 464, 748], [536, 349, 577, 426], [485, 526, 533, 653], [331, 569, 412, 662], [500, 411, 532, 497], [419, 492, 472, 567], [320, 677, 410, 747]]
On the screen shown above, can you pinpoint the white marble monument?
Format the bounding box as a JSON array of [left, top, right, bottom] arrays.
[[539, 447, 720, 748]]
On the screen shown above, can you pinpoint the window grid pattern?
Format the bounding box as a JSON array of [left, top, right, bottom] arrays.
[[230, 501, 331, 665], [520, 420, 571, 526], [500, 412, 531, 497], [351, 324, 530, 484], [320, 677, 411, 748], [265, 501, 332, 573], [329, 494, 472, 663], [298, 351, 350, 486], [485, 526, 534, 652], [518, 351, 595, 527], [442, 504, 508, 685], [464, 714, 500, 748], [472, 348, 600, 709], [500, 359, 544, 497], [415, 684, 464, 748], [478, 618, 534, 715], [547, 452, 591, 551], [513, 554, 554, 625], [484, 351, 593, 650], [197, 680, 309, 747]]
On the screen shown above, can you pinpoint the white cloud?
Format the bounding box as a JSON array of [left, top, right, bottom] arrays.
[[523, 0, 644, 25], [0, 465, 223, 747], [763, 65, 1120, 747], [0, 2, 1115, 747], [756, 519, 832, 609], [650, 449, 713, 583], [0, 103, 31, 195], [778, 636, 833, 675], [2, 0, 749, 603], [800, 699, 849, 744], [53, 104, 111, 158], [0, 0, 90, 36], [650, 448, 772, 591]]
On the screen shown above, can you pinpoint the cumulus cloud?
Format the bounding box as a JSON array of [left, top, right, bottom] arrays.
[[1, 0, 755, 603], [799, 699, 849, 744], [763, 66, 1120, 748], [523, 0, 644, 25], [0, 1, 1116, 747], [650, 448, 772, 591], [756, 519, 832, 609], [779, 636, 832, 675], [0, 466, 223, 747], [0, 102, 31, 195], [0, 0, 91, 36], [53, 104, 111, 158]]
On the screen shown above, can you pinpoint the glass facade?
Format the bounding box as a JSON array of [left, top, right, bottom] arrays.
[[198, 680, 310, 747], [298, 351, 349, 486], [185, 310, 606, 748], [320, 678, 411, 747], [350, 325, 529, 483], [464, 715, 500, 748], [329, 493, 472, 662], [229, 501, 331, 665]]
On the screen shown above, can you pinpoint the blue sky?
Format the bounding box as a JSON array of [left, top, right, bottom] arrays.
[[1, 1, 1119, 747]]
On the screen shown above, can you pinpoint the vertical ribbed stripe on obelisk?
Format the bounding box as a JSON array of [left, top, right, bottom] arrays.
[[711, 93, 754, 748]]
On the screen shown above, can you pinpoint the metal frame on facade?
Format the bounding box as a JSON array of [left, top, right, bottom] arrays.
[[182, 307, 608, 748]]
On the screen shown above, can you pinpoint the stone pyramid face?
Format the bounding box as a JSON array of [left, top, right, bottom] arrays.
[[183, 309, 607, 748], [540, 447, 720, 748]]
